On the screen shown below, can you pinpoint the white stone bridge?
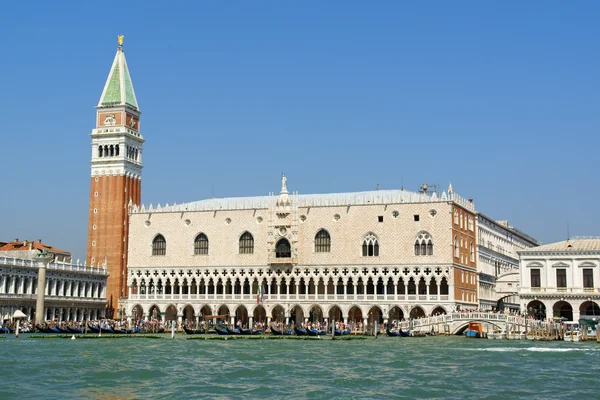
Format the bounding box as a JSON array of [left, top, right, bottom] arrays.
[[398, 312, 548, 335]]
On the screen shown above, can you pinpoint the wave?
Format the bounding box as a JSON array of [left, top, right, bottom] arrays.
[[466, 347, 600, 353]]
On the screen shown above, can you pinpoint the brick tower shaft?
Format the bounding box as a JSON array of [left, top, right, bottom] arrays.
[[87, 36, 143, 318]]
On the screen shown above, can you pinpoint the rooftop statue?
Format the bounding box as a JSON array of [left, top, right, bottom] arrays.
[[118, 35, 124, 46]]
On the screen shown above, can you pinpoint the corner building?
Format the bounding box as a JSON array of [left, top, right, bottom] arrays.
[[125, 179, 479, 327], [87, 38, 143, 317]]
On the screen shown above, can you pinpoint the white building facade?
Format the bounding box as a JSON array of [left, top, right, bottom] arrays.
[[0, 255, 108, 322], [519, 238, 600, 322], [123, 178, 481, 327], [476, 214, 538, 311]]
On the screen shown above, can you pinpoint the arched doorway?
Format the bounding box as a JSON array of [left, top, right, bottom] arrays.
[[131, 304, 143, 322], [183, 305, 195, 322], [217, 305, 230, 316], [431, 306, 446, 316], [348, 306, 363, 323], [149, 305, 161, 321], [527, 300, 546, 320], [553, 301, 573, 321], [580, 301, 600, 318], [410, 306, 425, 319], [308, 305, 323, 322], [235, 305, 248, 326], [290, 305, 304, 326], [328, 305, 342, 322], [200, 305, 212, 318], [165, 305, 177, 321], [389, 306, 404, 321], [271, 305, 285, 322], [253, 305, 266, 323], [368, 306, 383, 325]]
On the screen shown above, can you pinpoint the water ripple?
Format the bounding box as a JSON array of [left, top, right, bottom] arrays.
[[2, 335, 600, 399]]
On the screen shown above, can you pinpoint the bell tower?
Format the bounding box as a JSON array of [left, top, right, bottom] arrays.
[[87, 36, 144, 317]]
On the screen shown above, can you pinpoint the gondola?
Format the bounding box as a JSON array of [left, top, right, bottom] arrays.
[[87, 324, 100, 333], [48, 327, 61, 334], [183, 327, 204, 335], [58, 327, 71, 334], [240, 328, 253, 335], [294, 327, 307, 336], [226, 327, 241, 335], [67, 327, 84, 334], [113, 328, 138, 334], [252, 329, 263, 335], [36, 324, 51, 334], [0, 327, 10, 334], [306, 328, 319, 336], [386, 328, 401, 337], [214, 326, 229, 335], [334, 329, 351, 336], [270, 327, 292, 335]]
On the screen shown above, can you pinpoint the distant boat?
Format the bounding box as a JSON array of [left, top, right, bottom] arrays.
[[306, 328, 319, 336], [294, 327, 307, 336], [0, 327, 9, 334], [48, 327, 61, 334], [67, 327, 84, 334], [226, 327, 241, 335], [183, 327, 204, 335], [270, 327, 292, 336], [465, 322, 485, 338], [214, 326, 229, 335]]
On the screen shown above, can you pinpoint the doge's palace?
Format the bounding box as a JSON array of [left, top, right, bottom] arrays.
[[124, 176, 479, 327]]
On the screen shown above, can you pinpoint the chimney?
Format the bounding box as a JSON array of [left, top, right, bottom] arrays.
[[23, 240, 27, 247], [38, 239, 42, 243], [14, 238, 18, 242]]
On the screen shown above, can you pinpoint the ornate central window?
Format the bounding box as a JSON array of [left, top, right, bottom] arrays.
[[414, 232, 433, 256], [276, 238, 291, 258], [362, 233, 379, 257]]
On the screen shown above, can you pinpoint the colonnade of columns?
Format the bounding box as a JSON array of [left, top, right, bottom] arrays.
[[0, 274, 105, 299]]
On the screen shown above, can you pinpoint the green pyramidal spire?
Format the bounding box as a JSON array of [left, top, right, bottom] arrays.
[[98, 37, 139, 110]]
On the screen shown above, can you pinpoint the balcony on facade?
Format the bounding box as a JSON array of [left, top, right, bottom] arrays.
[[520, 287, 600, 295], [128, 292, 450, 303]]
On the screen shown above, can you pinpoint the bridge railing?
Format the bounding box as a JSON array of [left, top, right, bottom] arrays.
[[398, 312, 536, 330]]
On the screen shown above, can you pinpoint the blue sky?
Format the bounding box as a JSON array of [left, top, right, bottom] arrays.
[[1, 2, 598, 260]]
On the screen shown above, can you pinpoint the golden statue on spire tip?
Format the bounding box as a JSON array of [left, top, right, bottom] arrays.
[[118, 35, 124, 46]]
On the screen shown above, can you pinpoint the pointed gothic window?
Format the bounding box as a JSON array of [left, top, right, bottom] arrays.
[[362, 233, 379, 257], [152, 234, 166, 256], [239, 232, 254, 254], [315, 229, 331, 253], [276, 238, 291, 258], [98, 146, 103, 157], [115, 144, 119, 156], [414, 241, 420, 256], [194, 233, 209, 255]]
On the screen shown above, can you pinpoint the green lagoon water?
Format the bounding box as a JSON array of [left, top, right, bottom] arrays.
[[0, 335, 598, 399]]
